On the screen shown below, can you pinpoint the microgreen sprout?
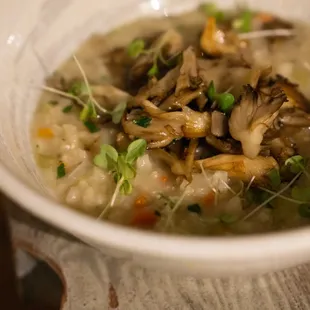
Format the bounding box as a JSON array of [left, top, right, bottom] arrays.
[[41, 55, 127, 125], [94, 139, 147, 219], [268, 168, 281, 188], [200, 3, 225, 22], [207, 80, 235, 113], [127, 39, 145, 58], [232, 9, 253, 33]]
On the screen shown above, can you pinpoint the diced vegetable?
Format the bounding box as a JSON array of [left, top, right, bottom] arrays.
[[131, 209, 158, 226], [37, 128, 54, 139], [203, 192, 215, 206], [233, 10, 253, 33], [219, 213, 237, 224], [134, 195, 147, 208]]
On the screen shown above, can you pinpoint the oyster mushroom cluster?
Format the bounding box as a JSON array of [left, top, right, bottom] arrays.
[[120, 24, 310, 186]]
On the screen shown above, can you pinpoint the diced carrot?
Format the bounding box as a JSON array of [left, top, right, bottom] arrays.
[[37, 127, 54, 139], [134, 195, 147, 208], [131, 209, 158, 227], [203, 191, 215, 206], [160, 175, 168, 183], [255, 13, 274, 23]]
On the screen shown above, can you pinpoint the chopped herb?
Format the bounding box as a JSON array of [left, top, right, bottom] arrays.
[[62, 105, 73, 113], [48, 100, 58, 105], [219, 213, 237, 224], [187, 203, 201, 214], [207, 80, 235, 113], [57, 162, 66, 179], [154, 210, 161, 217], [298, 204, 310, 218], [111, 101, 127, 124], [233, 10, 253, 33], [80, 101, 97, 121], [127, 39, 145, 58], [217, 93, 235, 113], [148, 63, 159, 77], [83, 120, 99, 133], [291, 186, 310, 202], [285, 155, 305, 174], [200, 3, 225, 22], [207, 81, 216, 100], [268, 168, 281, 188], [68, 81, 88, 97], [133, 116, 152, 128]]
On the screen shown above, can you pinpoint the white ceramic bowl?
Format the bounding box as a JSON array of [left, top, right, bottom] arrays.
[[1, 0, 310, 277]]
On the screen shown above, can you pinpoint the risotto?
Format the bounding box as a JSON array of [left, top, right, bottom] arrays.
[[32, 4, 310, 235]]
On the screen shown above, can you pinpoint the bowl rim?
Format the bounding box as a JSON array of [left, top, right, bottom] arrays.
[[2, 162, 310, 261]]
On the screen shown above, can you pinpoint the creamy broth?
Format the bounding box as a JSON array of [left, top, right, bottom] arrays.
[[32, 6, 310, 235]]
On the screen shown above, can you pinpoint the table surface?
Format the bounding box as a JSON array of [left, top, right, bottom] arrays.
[[5, 193, 310, 310]]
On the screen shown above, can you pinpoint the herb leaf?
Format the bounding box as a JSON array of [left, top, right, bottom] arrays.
[[285, 155, 305, 173], [68, 81, 88, 97], [299, 204, 310, 218], [57, 162, 66, 179], [233, 10, 253, 33], [83, 120, 99, 133], [187, 204, 201, 214], [216, 93, 235, 113], [80, 101, 97, 121], [126, 139, 147, 164], [219, 213, 237, 224], [133, 116, 152, 128], [120, 179, 133, 195], [118, 155, 135, 180], [128, 39, 145, 58], [62, 105, 73, 113], [201, 3, 225, 22], [148, 63, 159, 77], [291, 186, 310, 202], [111, 101, 127, 124], [94, 144, 119, 170], [207, 81, 216, 101], [268, 168, 281, 188]]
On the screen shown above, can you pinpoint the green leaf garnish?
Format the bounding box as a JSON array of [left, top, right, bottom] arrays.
[[133, 116, 152, 128], [207, 81, 216, 101], [80, 101, 97, 121], [83, 120, 99, 133], [148, 63, 159, 77], [285, 155, 305, 174], [200, 3, 225, 22], [232, 10, 253, 33], [219, 213, 237, 224], [62, 105, 73, 113], [207, 80, 235, 113], [187, 204, 201, 214], [111, 101, 127, 124], [128, 39, 145, 58], [268, 168, 281, 188], [68, 81, 88, 97], [94, 145, 118, 170], [57, 162, 66, 179], [48, 100, 58, 106], [126, 139, 147, 164], [120, 179, 133, 195], [216, 93, 235, 113], [94, 139, 147, 198], [298, 204, 310, 218], [291, 186, 310, 202]]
